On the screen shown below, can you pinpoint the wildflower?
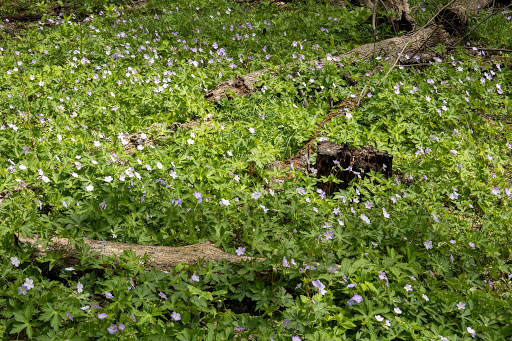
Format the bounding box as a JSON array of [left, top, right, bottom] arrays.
[[98, 313, 108, 319], [158, 292, 167, 299], [119, 323, 125, 330], [193, 191, 203, 203], [104, 176, 113, 183], [248, 127, 255, 134], [346, 283, 357, 288], [424, 240, 433, 249], [66, 313, 74, 321], [296, 187, 306, 195], [219, 198, 230, 207], [169, 170, 178, 179], [24, 278, 34, 290], [18, 286, 27, 295], [449, 150, 458, 156], [404, 284, 413, 292], [107, 324, 117, 334], [190, 274, 200, 282], [86, 184, 94, 191], [347, 294, 363, 306], [312, 280, 327, 295], [457, 302, 465, 310], [77, 282, 83, 293], [251, 191, 261, 200], [394, 307, 402, 314], [467, 327, 476, 338], [283, 257, 290, 268], [292, 336, 302, 341], [422, 294, 429, 301], [468, 242, 475, 249], [378, 271, 387, 280], [171, 311, 181, 321], [187, 139, 194, 145], [236, 247, 246, 256], [375, 315, 384, 321], [360, 214, 370, 225], [105, 291, 114, 299], [382, 207, 390, 218], [11, 256, 20, 267], [491, 187, 500, 195]]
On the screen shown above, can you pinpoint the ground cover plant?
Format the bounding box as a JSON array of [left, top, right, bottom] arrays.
[[1, 0, 512, 339]]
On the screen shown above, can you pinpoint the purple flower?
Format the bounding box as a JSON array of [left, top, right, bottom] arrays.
[[10, 256, 20, 267], [193, 191, 203, 203], [66, 313, 74, 321], [312, 280, 326, 295], [457, 302, 465, 310], [347, 294, 363, 306], [296, 187, 306, 196], [394, 307, 402, 314], [283, 257, 290, 268], [118, 323, 125, 330], [158, 292, 167, 299], [424, 240, 433, 249], [292, 336, 302, 341], [107, 324, 117, 334], [346, 283, 357, 288], [468, 242, 475, 249], [171, 311, 181, 321], [236, 247, 246, 256], [404, 284, 413, 292], [105, 291, 114, 299], [77, 282, 83, 293], [98, 313, 108, 319], [190, 274, 200, 282]]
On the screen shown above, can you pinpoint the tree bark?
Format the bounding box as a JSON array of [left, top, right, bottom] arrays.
[[348, 0, 416, 32], [19, 235, 261, 271]]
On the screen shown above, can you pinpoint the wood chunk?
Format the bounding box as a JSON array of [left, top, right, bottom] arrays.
[[315, 141, 392, 194]]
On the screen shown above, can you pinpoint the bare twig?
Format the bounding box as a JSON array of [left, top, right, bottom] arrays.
[[452, 4, 512, 47]]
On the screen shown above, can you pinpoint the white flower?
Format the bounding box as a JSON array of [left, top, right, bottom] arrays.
[[42, 175, 50, 183], [39, 81, 44, 86], [422, 294, 429, 301], [94, 141, 101, 147], [219, 199, 230, 207], [72, 172, 78, 178], [360, 214, 370, 225], [375, 315, 384, 322], [156, 162, 163, 169], [382, 207, 390, 218], [248, 127, 255, 134], [467, 327, 475, 338], [140, 133, 147, 139], [187, 139, 194, 145], [104, 176, 113, 183], [121, 138, 129, 145], [137, 144, 144, 150], [86, 184, 94, 191], [19, 164, 26, 170]]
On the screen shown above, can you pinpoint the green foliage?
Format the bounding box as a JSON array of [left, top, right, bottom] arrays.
[[1, 0, 512, 340]]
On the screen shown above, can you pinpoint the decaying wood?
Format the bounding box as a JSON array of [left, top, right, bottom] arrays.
[[315, 141, 393, 194], [348, 0, 416, 32], [205, 0, 503, 103], [435, 0, 493, 35], [19, 235, 261, 271], [205, 69, 274, 102]]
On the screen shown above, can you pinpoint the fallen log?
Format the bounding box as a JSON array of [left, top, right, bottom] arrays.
[[205, 0, 504, 102], [19, 235, 261, 272]]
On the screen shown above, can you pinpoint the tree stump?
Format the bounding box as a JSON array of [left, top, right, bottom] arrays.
[[315, 141, 392, 194]]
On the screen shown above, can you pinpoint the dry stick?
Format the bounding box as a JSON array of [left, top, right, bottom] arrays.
[[13, 54, 34, 146], [452, 3, 512, 47]]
